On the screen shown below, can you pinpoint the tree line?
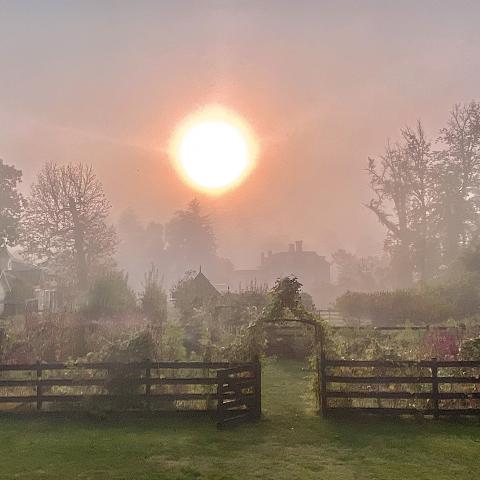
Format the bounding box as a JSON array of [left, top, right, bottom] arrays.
[[367, 101, 480, 287], [0, 160, 224, 299]]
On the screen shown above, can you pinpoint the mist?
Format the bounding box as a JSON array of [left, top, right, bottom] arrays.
[[2, 1, 480, 275], [3, 3, 480, 476]]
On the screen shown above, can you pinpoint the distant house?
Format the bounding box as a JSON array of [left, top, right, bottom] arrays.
[[170, 268, 221, 318], [230, 241, 330, 301], [259, 241, 330, 286], [188, 269, 221, 303], [0, 246, 57, 317]]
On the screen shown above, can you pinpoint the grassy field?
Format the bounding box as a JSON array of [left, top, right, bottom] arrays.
[[0, 359, 479, 479]]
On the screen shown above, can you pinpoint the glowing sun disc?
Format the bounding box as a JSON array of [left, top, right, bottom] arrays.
[[171, 106, 257, 194]]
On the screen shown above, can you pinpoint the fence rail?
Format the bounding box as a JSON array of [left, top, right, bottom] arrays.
[[0, 360, 261, 426], [321, 357, 480, 418]]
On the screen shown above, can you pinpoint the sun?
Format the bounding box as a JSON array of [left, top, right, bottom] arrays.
[[171, 106, 257, 194]]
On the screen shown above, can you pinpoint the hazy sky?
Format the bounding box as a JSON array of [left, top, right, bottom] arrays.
[[1, 1, 480, 268]]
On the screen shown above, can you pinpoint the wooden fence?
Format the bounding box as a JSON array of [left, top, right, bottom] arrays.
[[0, 359, 261, 426], [320, 358, 480, 417]]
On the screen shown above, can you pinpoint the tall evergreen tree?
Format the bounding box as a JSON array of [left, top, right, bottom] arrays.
[[164, 199, 217, 279]]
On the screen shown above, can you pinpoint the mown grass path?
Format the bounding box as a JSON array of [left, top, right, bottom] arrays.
[[0, 360, 478, 479]]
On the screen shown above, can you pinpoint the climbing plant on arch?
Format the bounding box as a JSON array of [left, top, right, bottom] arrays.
[[260, 276, 327, 413]]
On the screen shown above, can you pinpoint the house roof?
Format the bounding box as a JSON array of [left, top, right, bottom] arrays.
[[191, 271, 220, 297], [7, 268, 44, 286], [0, 246, 45, 289]]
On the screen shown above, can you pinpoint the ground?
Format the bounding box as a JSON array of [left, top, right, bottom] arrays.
[[0, 360, 479, 479]]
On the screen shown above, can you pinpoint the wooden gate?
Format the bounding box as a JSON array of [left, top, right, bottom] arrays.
[[216, 357, 261, 428]]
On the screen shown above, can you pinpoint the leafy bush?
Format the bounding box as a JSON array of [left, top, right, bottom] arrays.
[[264, 276, 314, 322], [460, 337, 480, 360], [158, 321, 187, 360], [83, 270, 137, 318], [336, 278, 480, 325], [140, 265, 167, 326]]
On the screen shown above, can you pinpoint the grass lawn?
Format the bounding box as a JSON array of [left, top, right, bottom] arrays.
[[0, 359, 479, 479]]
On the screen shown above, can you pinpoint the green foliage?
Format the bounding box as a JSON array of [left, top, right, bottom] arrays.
[[214, 289, 268, 330], [83, 270, 137, 318], [0, 159, 24, 247], [366, 102, 480, 286], [1, 313, 78, 362], [259, 276, 321, 360], [79, 329, 156, 412], [230, 289, 268, 310], [336, 278, 480, 325], [96, 329, 157, 363], [164, 199, 218, 281], [158, 321, 187, 360], [460, 337, 480, 360], [265, 276, 314, 322], [170, 270, 221, 353], [170, 270, 199, 317], [223, 321, 266, 362], [140, 265, 167, 325], [4, 277, 34, 305], [331, 249, 388, 291], [329, 327, 410, 361]]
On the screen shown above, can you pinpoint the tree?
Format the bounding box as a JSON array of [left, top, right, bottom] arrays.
[[331, 249, 387, 291], [366, 140, 413, 286], [402, 124, 438, 280], [21, 162, 117, 288], [116, 209, 165, 290], [164, 199, 224, 283], [140, 264, 167, 326], [264, 276, 314, 322], [165, 199, 216, 263], [437, 102, 480, 263], [83, 270, 136, 318], [366, 122, 437, 285], [0, 159, 24, 247]]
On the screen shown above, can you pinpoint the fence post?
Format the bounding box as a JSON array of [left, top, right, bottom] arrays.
[[216, 369, 226, 429], [317, 325, 328, 418], [253, 355, 262, 420], [36, 360, 42, 411], [145, 358, 151, 410], [314, 324, 321, 413], [320, 349, 328, 418], [431, 357, 439, 420]]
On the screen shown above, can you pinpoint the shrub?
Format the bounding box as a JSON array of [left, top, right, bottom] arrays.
[[335, 278, 480, 326], [83, 270, 137, 318], [460, 337, 480, 360], [140, 265, 167, 326]]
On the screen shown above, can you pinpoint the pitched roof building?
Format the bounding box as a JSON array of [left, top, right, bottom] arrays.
[[0, 246, 57, 316], [189, 269, 221, 299]]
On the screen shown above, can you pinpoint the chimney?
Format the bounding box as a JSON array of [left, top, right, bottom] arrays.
[[288, 243, 295, 253], [295, 240, 303, 252]]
